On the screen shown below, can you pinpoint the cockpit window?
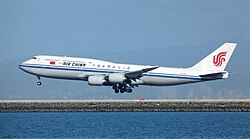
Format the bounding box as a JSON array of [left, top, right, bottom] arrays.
[[32, 57, 37, 59]]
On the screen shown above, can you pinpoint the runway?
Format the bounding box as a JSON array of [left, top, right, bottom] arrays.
[[1, 99, 250, 112]]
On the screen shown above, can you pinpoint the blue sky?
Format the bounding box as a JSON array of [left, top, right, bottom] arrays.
[[0, 0, 250, 99]]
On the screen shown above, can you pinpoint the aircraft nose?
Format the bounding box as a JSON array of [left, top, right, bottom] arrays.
[[19, 61, 28, 71], [19, 63, 24, 70]]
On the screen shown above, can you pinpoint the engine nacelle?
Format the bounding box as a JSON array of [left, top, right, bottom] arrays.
[[108, 74, 126, 83], [88, 75, 105, 86]]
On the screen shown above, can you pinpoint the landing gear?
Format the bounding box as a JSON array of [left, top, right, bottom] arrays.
[[120, 89, 125, 93], [37, 76, 42, 86], [112, 84, 133, 93], [37, 81, 42, 86], [112, 85, 117, 90], [115, 89, 119, 93], [126, 88, 132, 93]]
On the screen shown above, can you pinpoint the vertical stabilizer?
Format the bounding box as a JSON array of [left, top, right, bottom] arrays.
[[191, 43, 237, 71]]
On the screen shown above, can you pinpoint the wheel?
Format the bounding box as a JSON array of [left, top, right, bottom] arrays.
[[115, 89, 119, 93], [120, 88, 125, 93], [37, 81, 42, 86], [126, 89, 132, 93], [112, 85, 117, 90]]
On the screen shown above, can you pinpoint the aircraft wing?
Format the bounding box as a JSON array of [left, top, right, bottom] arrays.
[[124, 66, 159, 79]]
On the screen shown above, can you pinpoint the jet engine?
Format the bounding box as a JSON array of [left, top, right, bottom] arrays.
[[88, 75, 106, 86], [108, 74, 126, 83]]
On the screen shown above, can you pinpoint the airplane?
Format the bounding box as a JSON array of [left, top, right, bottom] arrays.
[[19, 43, 236, 93]]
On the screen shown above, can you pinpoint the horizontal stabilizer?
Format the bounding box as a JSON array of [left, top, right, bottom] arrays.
[[199, 71, 228, 80]]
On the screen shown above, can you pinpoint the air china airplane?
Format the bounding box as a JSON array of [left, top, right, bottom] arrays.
[[19, 43, 236, 93]]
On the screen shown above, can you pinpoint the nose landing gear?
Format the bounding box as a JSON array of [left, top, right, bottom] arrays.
[[37, 81, 42, 86], [37, 76, 42, 86]]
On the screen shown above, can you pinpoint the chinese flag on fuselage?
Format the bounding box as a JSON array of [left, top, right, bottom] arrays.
[[50, 61, 55, 65]]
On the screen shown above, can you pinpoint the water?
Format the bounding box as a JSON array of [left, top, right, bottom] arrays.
[[0, 112, 249, 139]]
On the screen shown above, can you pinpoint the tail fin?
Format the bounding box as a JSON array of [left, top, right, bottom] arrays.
[[191, 43, 237, 71]]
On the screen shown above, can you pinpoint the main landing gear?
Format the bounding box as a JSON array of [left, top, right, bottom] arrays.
[[37, 76, 42, 86], [112, 84, 133, 93]]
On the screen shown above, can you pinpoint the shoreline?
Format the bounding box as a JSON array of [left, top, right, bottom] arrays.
[[1, 99, 250, 112]]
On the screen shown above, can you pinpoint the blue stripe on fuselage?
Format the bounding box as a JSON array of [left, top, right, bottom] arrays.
[[19, 64, 203, 81]]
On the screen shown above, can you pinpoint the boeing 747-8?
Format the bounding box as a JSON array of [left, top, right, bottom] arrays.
[[19, 43, 236, 93]]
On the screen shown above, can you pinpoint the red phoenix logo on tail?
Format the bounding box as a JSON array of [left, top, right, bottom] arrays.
[[213, 51, 227, 67]]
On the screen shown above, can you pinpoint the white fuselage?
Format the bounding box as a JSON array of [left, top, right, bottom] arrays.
[[18, 43, 236, 93], [19, 55, 211, 86]]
